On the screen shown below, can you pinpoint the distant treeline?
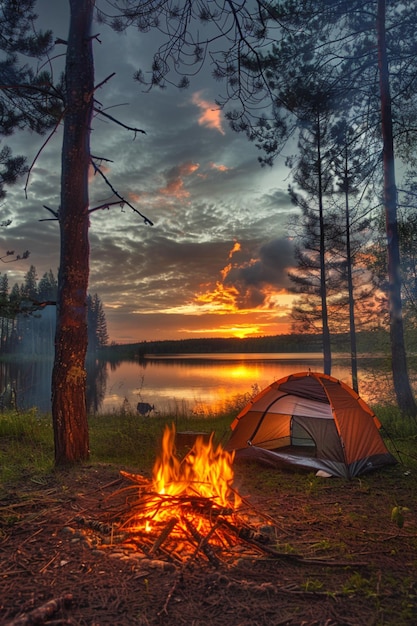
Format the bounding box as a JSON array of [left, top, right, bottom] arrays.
[[0, 265, 108, 357], [101, 331, 392, 360]]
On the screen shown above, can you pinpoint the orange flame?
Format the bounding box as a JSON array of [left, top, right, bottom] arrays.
[[153, 426, 239, 507], [127, 425, 241, 533]]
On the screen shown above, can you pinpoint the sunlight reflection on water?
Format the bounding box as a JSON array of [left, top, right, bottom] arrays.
[[101, 353, 396, 416]]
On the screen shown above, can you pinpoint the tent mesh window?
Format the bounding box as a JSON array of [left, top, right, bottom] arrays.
[[290, 418, 316, 449]]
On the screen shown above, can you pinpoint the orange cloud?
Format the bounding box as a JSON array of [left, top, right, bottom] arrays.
[[193, 239, 297, 317], [192, 91, 225, 135], [178, 162, 200, 176], [220, 262, 232, 281], [210, 162, 230, 172], [217, 243, 242, 280], [196, 281, 240, 313], [160, 178, 189, 199], [214, 242, 241, 279], [228, 242, 241, 258], [159, 162, 200, 199]]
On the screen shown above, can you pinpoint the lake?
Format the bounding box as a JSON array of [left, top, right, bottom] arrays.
[[0, 353, 398, 416]]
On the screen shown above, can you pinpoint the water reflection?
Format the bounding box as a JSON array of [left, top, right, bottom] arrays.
[[0, 360, 53, 413], [0, 359, 107, 415], [102, 354, 396, 415], [0, 353, 399, 416]]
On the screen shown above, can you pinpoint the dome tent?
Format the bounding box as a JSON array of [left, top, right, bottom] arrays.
[[225, 371, 397, 478]]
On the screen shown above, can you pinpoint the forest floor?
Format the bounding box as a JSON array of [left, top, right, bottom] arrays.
[[1, 458, 417, 626]]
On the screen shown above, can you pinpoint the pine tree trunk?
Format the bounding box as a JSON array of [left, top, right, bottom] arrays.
[[317, 113, 332, 376], [377, 0, 416, 416], [344, 146, 358, 393], [51, 0, 95, 464]]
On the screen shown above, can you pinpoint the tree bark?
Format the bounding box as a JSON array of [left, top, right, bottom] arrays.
[[316, 112, 332, 376], [52, 0, 95, 464], [377, 0, 417, 415], [343, 144, 358, 393]]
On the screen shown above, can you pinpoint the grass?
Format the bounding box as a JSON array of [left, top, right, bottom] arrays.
[[0, 409, 55, 481], [0, 405, 235, 484], [1, 402, 417, 485]]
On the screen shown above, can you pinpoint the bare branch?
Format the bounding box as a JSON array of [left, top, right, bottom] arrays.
[[24, 111, 65, 198], [94, 106, 146, 135], [1, 250, 30, 263], [29, 299, 57, 308], [39, 205, 60, 221], [90, 154, 114, 163], [87, 33, 102, 44], [94, 72, 116, 92], [90, 159, 153, 226], [88, 200, 126, 214]]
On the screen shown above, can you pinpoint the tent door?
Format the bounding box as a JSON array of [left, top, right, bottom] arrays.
[[291, 415, 345, 462], [290, 417, 316, 448]]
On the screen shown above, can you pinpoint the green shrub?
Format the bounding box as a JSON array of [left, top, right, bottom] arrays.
[[374, 405, 417, 439]]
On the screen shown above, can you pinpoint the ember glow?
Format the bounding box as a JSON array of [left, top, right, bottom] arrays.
[[122, 425, 241, 535]]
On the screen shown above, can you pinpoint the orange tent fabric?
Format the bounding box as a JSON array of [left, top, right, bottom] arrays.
[[226, 372, 397, 478]]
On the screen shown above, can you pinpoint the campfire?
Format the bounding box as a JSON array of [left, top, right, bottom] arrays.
[[77, 425, 280, 567], [123, 425, 241, 531]]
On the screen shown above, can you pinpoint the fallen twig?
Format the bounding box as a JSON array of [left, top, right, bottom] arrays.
[[157, 575, 180, 616], [6, 593, 73, 625]]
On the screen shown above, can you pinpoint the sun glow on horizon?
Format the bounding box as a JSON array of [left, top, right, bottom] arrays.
[[227, 325, 262, 339], [108, 240, 296, 342]]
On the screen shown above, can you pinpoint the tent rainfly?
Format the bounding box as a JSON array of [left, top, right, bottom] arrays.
[[225, 371, 397, 478]]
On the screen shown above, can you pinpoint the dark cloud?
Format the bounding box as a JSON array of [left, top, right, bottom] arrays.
[[221, 237, 295, 310], [226, 238, 294, 287]]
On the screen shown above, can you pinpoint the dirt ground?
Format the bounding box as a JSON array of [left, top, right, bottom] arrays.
[[1, 461, 417, 626]]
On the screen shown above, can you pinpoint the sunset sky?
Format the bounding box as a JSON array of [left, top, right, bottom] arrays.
[[1, 1, 299, 343]]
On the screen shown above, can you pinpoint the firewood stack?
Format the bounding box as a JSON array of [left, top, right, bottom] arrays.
[[75, 471, 279, 568]]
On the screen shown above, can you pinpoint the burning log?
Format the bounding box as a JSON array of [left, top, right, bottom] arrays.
[[149, 517, 178, 554], [182, 516, 221, 567]]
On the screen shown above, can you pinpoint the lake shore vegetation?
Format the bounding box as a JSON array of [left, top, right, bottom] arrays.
[[100, 330, 397, 359], [1, 400, 416, 485]]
